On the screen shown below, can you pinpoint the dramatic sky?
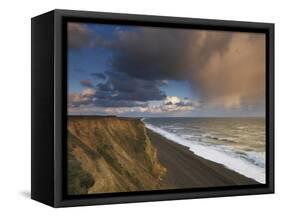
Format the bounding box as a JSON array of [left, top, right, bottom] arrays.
[[67, 22, 266, 117]]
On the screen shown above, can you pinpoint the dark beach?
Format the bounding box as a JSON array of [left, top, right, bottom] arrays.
[[146, 129, 259, 188]]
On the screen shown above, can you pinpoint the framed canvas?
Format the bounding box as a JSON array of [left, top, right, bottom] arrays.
[[31, 9, 274, 207]]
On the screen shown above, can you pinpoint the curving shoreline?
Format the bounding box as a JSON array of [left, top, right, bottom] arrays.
[[67, 115, 260, 194], [146, 129, 259, 188]]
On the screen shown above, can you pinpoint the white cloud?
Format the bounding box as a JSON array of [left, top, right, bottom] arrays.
[[164, 96, 181, 105], [82, 88, 96, 97], [161, 96, 199, 112], [68, 87, 96, 107], [68, 91, 200, 116]]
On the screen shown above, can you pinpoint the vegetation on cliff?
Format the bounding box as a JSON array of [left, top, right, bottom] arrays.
[[67, 116, 167, 194]]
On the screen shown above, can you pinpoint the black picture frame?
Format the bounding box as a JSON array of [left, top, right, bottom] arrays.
[[31, 9, 274, 207]]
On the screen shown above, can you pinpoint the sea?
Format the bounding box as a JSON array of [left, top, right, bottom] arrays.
[[143, 117, 266, 184]]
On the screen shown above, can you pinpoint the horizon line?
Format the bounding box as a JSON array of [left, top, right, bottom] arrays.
[[67, 114, 265, 118]]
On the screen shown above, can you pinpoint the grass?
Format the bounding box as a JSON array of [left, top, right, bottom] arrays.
[[68, 131, 99, 161], [67, 132, 95, 195], [67, 117, 166, 193], [97, 143, 124, 175], [67, 152, 95, 195]]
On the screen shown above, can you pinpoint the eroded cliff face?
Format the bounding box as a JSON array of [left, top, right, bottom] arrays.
[[67, 116, 167, 194]]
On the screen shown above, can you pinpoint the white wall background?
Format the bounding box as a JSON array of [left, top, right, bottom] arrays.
[[0, 0, 279, 216]]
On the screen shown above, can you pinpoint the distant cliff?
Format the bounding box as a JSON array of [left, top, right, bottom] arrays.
[[67, 116, 167, 194]]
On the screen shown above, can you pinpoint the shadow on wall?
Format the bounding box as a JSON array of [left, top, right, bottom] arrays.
[[19, 191, 31, 198]]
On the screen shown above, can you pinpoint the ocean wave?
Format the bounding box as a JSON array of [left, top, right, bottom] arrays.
[[163, 126, 185, 130], [145, 123, 265, 184], [203, 133, 238, 143], [238, 151, 265, 168], [236, 126, 249, 131]]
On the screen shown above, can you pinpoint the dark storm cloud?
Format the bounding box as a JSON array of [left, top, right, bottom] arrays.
[[69, 71, 166, 108], [96, 82, 113, 92], [107, 28, 265, 109], [110, 28, 232, 81], [94, 99, 148, 108], [92, 71, 166, 107], [80, 79, 93, 88], [104, 71, 166, 100], [69, 26, 265, 113], [91, 73, 106, 80]]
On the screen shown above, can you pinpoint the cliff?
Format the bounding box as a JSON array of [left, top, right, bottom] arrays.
[[67, 116, 167, 195]]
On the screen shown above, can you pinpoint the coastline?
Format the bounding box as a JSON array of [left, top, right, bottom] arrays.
[[146, 129, 259, 188]]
